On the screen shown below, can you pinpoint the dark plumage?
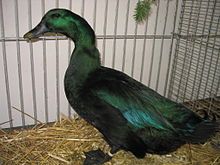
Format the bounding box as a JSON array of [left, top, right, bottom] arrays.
[[24, 8, 219, 165]]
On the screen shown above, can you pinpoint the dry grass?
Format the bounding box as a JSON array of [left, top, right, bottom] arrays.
[[0, 116, 219, 165]]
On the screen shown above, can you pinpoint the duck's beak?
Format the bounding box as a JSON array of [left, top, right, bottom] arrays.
[[24, 22, 49, 40]]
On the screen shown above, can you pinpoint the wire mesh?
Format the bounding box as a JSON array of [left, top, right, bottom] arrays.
[[169, 0, 220, 117]]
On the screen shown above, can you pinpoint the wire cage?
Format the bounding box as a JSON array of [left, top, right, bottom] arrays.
[[168, 0, 220, 118], [0, 0, 220, 164], [0, 0, 181, 128]]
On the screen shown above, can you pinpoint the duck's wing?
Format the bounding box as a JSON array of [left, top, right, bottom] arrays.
[[85, 67, 177, 131]]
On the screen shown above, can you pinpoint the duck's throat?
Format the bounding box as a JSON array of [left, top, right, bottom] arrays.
[[64, 46, 101, 97], [66, 19, 96, 48]]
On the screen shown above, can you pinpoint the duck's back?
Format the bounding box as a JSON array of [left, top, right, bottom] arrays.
[[82, 66, 200, 128], [76, 67, 219, 155]]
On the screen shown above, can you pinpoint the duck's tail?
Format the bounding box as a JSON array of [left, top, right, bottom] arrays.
[[185, 120, 220, 144]]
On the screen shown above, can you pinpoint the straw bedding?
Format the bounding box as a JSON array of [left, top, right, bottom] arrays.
[[0, 114, 219, 165]]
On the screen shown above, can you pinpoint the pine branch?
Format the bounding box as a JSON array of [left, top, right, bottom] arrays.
[[134, 0, 156, 23]]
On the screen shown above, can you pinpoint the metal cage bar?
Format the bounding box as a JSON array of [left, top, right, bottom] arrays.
[[112, 0, 119, 68], [101, 0, 109, 65], [131, 19, 138, 77], [140, 19, 149, 83], [164, 0, 180, 97], [68, 0, 73, 118], [148, 0, 160, 87], [122, 0, 130, 72], [14, 0, 25, 126], [93, 0, 97, 31], [55, 0, 61, 121], [41, 0, 49, 123], [155, 0, 170, 92], [28, 0, 38, 124], [0, 0, 13, 127], [0, 34, 174, 42]]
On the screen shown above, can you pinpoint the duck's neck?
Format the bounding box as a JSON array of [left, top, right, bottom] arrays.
[[64, 14, 101, 97], [68, 29, 96, 48], [64, 44, 101, 97], [66, 13, 96, 48]]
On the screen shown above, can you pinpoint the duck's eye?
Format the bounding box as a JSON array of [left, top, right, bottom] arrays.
[[51, 13, 61, 19]]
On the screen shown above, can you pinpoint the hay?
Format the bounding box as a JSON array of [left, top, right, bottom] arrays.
[[0, 116, 219, 165]]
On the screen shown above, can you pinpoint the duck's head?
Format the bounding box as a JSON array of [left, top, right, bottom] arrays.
[[24, 8, 95, 46]]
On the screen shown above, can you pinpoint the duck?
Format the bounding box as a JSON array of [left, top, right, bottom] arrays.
[[24, 8, 219, 165]]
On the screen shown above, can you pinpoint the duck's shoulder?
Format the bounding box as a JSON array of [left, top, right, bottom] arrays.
[[89, 66, 125, 79], [83, 66, 141, 90]]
